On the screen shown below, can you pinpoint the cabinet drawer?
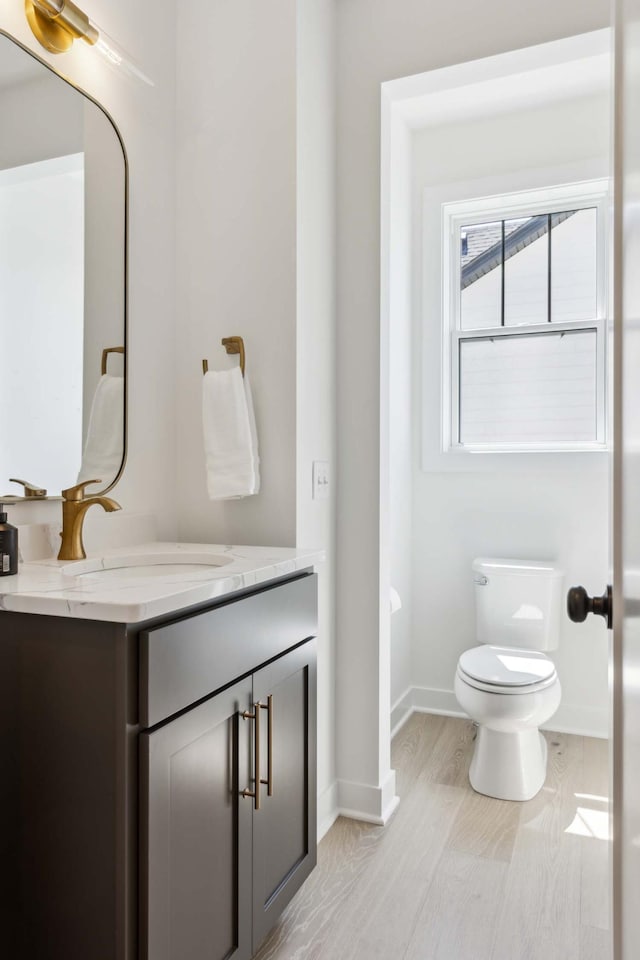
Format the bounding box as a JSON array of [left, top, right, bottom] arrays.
[[140, 573, 317, 727]]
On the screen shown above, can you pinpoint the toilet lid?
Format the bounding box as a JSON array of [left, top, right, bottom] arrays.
[[458, 645, 556, 687]]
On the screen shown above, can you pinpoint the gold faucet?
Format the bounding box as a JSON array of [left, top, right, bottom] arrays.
[[58, 480, 121, 561], [9, 478, 47, 498]]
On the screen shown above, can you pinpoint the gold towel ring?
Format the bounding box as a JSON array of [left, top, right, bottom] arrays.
[[202, 336, 245, 377]]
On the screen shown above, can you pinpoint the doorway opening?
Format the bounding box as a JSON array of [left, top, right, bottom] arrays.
[[381, 28, 612, 956]]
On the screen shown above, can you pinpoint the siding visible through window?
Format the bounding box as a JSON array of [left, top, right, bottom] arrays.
[[458, 329, 598, 445]]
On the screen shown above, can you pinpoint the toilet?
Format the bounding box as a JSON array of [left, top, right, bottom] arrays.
[[454, 558, 563, 802]]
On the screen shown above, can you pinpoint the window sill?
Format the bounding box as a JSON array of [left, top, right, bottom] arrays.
[[421, 442, 610, 474], [446, 442, 609, 455]]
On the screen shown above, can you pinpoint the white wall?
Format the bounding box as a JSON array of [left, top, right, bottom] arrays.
[[174, 0, 297, 549], [336, 0, 610, 822], [0, 0, 178, 534], [386, 111, 414, 726], [0, 72, 83, 169], [173, 0, 337, 834], [407, 91, 611, 737], [296, 0, 338, 834]]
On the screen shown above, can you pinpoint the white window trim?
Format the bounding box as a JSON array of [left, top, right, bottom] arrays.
[[441, 178, 610, 454]]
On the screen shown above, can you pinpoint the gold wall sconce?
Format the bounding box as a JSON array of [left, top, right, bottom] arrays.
[[25, 1, 153, 84]]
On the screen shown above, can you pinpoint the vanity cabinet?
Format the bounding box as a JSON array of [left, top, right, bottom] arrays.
[[140, 641, 316, 960], [141, 676, 254, 960], [0, 570, 317, 960]]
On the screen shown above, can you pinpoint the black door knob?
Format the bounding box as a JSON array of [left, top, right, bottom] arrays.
[[567, 585, 612, 629]]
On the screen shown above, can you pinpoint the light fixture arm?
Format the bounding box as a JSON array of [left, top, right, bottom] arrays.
[[25, 0, 98, 53], [24, 0, 154, 85]]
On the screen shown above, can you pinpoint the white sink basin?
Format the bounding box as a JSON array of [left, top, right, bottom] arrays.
[[62, 552, 233, 582]]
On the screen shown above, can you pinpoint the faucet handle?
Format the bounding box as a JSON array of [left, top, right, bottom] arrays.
[[9, 478, 47, 498], [61, 480, 103, 502]]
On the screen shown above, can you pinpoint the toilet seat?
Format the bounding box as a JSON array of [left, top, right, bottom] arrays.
[[457, 645, 557, 695]]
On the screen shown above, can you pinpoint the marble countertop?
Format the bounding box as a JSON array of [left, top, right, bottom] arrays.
[[0, 542, 324, 623]]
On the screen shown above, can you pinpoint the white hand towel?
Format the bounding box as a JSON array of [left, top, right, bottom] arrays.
[[203, 367, 260, 499], [77, 374, 124, 486]]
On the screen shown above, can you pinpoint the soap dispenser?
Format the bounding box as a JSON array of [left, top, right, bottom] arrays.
[[0, 503, 18, 576]]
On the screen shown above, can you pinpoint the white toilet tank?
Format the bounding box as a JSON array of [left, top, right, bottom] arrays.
[[473, 558, 564, 651]]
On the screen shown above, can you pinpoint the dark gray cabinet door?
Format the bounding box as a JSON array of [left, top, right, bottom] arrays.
[[140, 676, 253, 960], [251, 640, 317, 952]]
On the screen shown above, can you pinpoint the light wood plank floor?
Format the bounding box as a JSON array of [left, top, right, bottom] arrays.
[[254, 714, 611, 960]]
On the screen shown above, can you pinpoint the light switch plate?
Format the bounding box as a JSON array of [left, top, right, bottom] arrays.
[[312, 461, 330, 500]]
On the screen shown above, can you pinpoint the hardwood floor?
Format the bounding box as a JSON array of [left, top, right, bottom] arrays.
[[253, 714, 611, 960]]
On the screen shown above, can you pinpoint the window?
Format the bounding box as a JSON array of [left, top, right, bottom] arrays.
[[442, 181, 608, 453]]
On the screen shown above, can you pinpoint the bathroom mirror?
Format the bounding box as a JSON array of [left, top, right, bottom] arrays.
[[0, 31, 126, 499]]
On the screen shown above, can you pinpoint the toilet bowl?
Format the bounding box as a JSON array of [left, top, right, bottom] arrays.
[[454, 559, 563, 802], [455, 645, 561, 800]]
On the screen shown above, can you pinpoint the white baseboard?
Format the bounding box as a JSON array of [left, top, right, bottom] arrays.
[[336, 769, 400, 825], [410, 686, 466, 719], [317, 780, 340, 841], [402, 685, 609, 740], [390, 686, 413, 738], [316, 770, 400, 837], [542, 703, 608, 740]]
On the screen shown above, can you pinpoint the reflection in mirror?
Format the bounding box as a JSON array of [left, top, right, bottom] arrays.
[[0, 32, 126, 498]]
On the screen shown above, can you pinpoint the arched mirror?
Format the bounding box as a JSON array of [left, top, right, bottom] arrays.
[[0, 31, 126, 499]]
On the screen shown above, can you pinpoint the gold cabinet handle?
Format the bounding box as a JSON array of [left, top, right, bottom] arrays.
[[259, 696, 273, 797], [241, 703, 261, 810]]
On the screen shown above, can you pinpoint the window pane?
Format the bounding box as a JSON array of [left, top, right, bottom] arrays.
[[460, 220, 502, 329], [503, 216, 548, 326], [551, 208, 597, 322], [459, 330, 597, 444]]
